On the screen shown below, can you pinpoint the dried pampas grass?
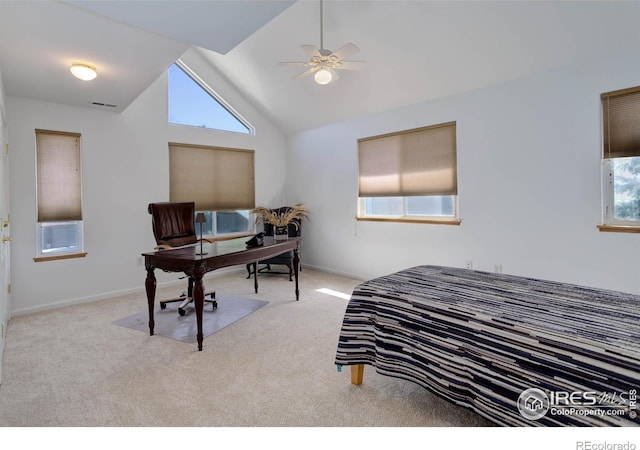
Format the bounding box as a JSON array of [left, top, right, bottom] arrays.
[[252, 204, 309, 227]]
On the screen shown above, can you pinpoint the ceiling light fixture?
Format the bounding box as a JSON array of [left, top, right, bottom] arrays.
[[70, 63, 97, 81]]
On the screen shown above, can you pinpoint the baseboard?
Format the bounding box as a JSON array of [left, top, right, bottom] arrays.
[[11, 266, 245, 317], [301, 263, 367, 283]]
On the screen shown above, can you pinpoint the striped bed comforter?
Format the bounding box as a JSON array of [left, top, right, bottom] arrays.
[[334, 265, 640, 426]]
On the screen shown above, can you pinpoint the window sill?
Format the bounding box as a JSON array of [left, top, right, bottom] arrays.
[[597, 225, 640, 234], [357, 217, 461, 225], [34, 252, 87, 262]]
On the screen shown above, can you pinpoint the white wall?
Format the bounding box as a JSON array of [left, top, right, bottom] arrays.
[[5, 46, 640, 315], [0, 67, 7, 383], [287, 51, 640, 294], [6, 48, 287, 315]]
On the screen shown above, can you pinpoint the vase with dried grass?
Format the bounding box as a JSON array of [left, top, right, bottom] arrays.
[[252, 204, 309, 241]]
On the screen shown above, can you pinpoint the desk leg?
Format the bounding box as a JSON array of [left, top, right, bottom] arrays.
[[145, 266, 156, 336], [293, 248, 300, 300], [193, 267, 205, 351], [253, 262, 258, 293]]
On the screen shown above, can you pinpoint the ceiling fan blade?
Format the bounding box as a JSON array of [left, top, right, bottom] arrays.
[[301, 45, 321, 58], [294, 67, 317, 80], [328, 67, 340, 82], [338, 61, 366, 71], [330, 43, 359, 60], [279, 61, 309, 67]]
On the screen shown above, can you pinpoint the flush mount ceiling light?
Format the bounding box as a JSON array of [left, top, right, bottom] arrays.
[[70, 63, 97, 81], [280, 0, 365, 85]]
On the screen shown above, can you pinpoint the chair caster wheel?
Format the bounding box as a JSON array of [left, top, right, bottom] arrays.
[[160, 303, 167, 310], [179, 308, 186, 316], [212, 301, 218, 310]]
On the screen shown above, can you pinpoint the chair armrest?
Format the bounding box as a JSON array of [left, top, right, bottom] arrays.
[[155, 244, 172, 250]]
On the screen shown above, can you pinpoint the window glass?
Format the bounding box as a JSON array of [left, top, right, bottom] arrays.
[[363, 196, 456, 218], [407, 196, 455, 217], [194, 210, 253, 238], [364, 197, 404, 216], [216, 210, 252, 234], [38, 222, 83, 255], [168, 63, 251, 134], [611, 156, 640, 222]]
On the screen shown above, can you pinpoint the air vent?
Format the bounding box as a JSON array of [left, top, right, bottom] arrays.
[[91, 102, 117, 108]]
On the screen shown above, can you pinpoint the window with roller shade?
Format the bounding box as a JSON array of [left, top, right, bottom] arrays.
[[168, 143, 255, 237], [35, 129, 85, 260], [357, 122, 460, 224], [600, 86, 640, 231]]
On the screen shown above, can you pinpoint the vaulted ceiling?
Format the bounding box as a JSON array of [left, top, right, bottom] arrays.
[[2, 1, 640, 135]]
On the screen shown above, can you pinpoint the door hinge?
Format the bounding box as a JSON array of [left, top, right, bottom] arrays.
[[7, 284, 10, 294], [4, 144, 8, 154]]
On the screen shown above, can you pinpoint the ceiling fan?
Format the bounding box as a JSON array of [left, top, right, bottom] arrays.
[[279, 0, 365, 85]]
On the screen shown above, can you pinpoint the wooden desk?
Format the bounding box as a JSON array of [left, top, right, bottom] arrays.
[[142, 236, 301, 351]]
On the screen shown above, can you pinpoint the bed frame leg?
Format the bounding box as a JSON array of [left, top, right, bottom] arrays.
[[351, 364, 364, 385]]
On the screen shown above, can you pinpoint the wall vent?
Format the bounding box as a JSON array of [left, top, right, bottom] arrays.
[[91, 102, 117, 108]]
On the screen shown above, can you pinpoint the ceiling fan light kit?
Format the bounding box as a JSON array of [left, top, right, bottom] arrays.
[[314, 68, 332, 85], [280, 0, 365, 85]]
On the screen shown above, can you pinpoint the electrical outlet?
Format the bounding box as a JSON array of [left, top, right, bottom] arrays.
[[465, 260, 473, 269], [494, 264, 502, 274]]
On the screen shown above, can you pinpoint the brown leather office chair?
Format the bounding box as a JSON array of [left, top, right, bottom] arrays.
[[148, 202, 216, 316], [246, 206, 301, 281]]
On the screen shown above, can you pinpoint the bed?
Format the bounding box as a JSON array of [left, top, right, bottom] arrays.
[[334, 265, 640, 426]]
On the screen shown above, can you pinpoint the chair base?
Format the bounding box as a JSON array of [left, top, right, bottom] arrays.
[[160, 291, 217, 316]]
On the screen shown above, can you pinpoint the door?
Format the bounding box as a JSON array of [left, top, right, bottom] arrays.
[[0, 105, 9, 384]]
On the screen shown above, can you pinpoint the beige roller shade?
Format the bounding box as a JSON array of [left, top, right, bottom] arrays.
[[602, 86, 640, 159], [169, 143, 255, 210], [358, 122, 457, 197], [36, 129, 83, 222]]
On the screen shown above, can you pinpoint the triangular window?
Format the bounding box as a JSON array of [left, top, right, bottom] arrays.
[[168, 61, 253, 134]]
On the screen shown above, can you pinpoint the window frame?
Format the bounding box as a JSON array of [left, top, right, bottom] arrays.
[[34, 129, 87, 262], [598, 86, 640, 233], [34, 221, 86, 261], [168, 142, 256, 240], [356, 122, 460, 225], [357, 196, 460, 224], [168, 60, 255, 135], [599, 158, 640, 233]]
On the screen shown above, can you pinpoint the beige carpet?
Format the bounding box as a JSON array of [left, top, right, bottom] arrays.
[[0, 267, 492, 427]]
